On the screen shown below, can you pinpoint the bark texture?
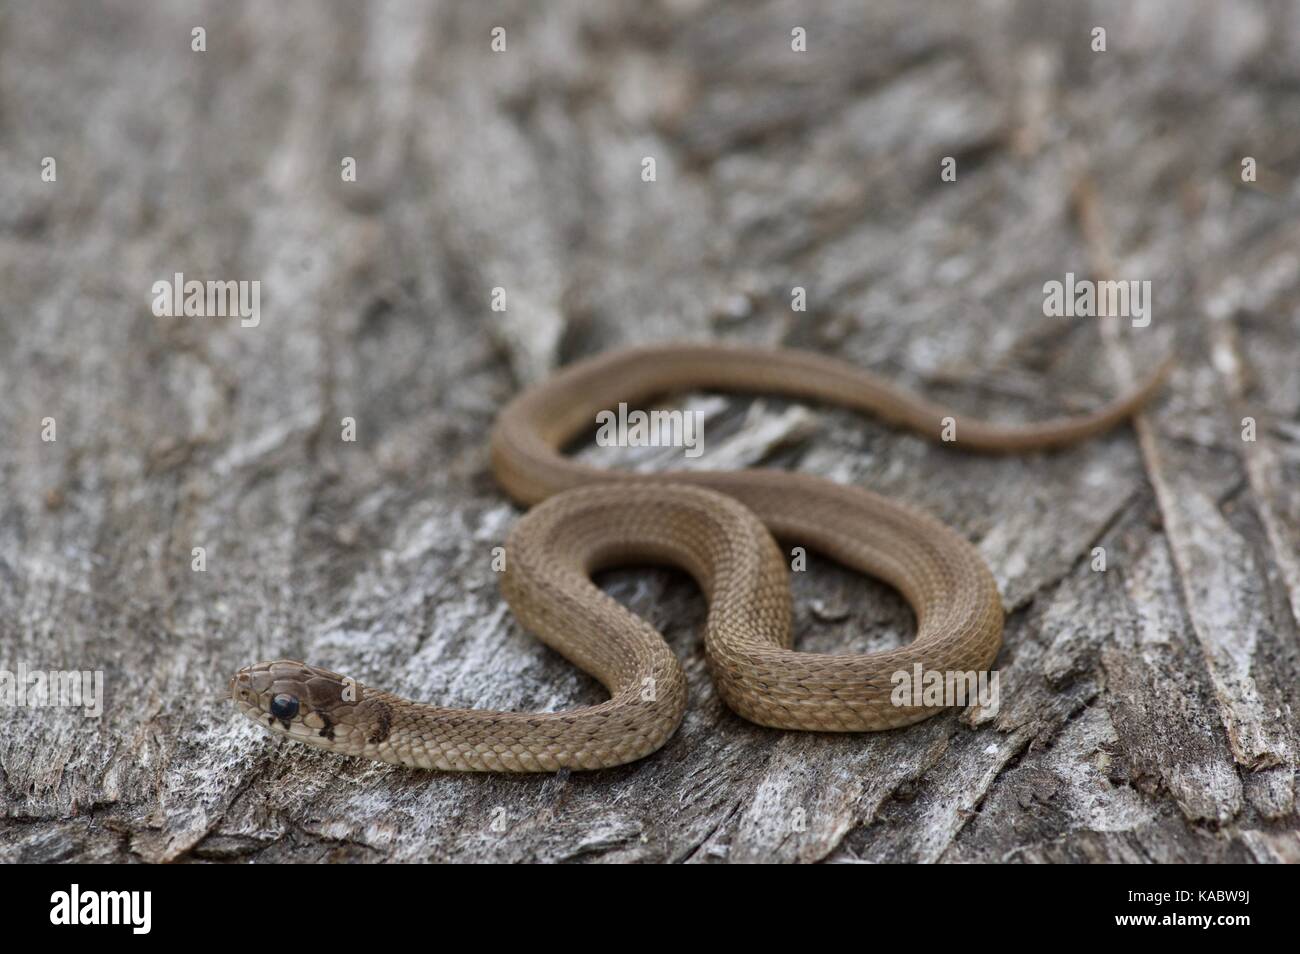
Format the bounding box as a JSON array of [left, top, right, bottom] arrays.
[[1, 0, 1298, 863]]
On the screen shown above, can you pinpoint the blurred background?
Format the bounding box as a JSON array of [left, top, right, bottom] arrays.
[[1, 1, 1297, 863]]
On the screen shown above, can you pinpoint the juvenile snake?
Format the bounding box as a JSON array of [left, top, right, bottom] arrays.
[[231, 343, 1168, 771]]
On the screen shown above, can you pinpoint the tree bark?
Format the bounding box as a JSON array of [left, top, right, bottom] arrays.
[[1, 0, 1297, 863]]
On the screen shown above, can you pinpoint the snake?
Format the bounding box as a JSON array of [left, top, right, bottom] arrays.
[[231, 343, 1169, 771]]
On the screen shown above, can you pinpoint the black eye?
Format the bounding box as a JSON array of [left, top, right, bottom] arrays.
[[270, 694, 299, 720]]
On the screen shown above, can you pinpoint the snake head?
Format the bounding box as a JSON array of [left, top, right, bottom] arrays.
[[230, 660, 380, 755]]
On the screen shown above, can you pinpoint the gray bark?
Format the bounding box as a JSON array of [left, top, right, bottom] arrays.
[[1, 0, 1297, 863]]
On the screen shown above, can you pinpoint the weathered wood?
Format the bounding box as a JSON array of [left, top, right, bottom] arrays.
[[1, 0, 1297, 863]]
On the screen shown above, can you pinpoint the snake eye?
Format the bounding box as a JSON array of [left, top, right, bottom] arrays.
[[270, 694, 300, 721]]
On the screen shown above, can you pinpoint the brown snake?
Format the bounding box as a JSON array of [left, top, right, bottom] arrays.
[[231, 343, 1168, 771]]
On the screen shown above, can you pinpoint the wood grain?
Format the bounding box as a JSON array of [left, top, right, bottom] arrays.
[[0, 0, 1297, 863]]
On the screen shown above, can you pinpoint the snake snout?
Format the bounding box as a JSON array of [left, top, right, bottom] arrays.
[[229, 666, 258, 708]]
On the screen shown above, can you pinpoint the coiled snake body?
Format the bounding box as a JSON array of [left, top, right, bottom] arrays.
[[231, 344, 1167, 771]]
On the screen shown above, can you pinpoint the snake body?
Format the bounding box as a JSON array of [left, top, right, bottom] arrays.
[[231, 344, 1167, 771]]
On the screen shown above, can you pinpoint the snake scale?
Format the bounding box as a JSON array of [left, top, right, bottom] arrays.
[[232, 343, 1168, 771]]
